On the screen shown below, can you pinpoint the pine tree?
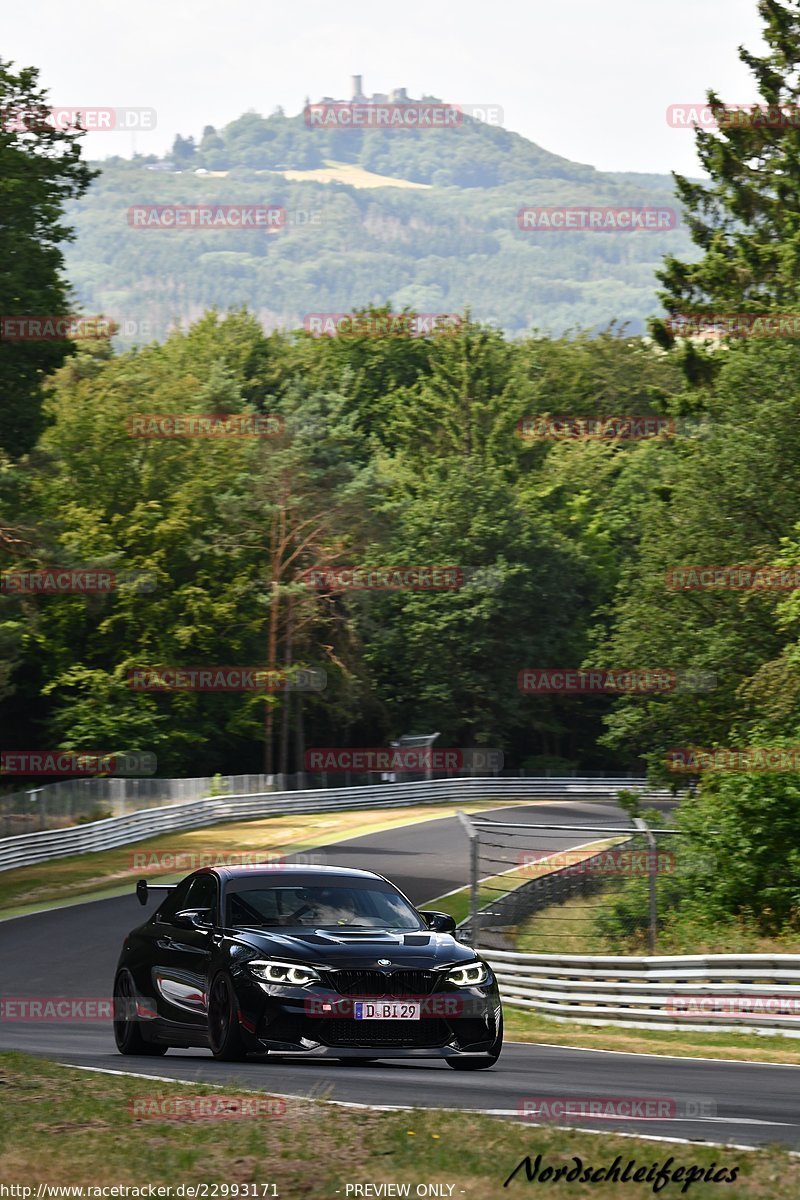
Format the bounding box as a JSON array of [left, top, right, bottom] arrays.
[[0, 61, 96, 456], [652, 0, 800, 375]]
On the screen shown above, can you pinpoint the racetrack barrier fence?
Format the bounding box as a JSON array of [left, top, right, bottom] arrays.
[[456, 811, 683, 954], [486, 949, 800, 1036], [0, 769, 667, 837], [0, 776, 675, 873]]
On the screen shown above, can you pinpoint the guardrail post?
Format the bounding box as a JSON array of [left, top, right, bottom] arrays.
[[456, 810, 480, 947], [634, 817, 658, 954]]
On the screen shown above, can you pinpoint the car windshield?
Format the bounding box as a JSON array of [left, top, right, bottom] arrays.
[[225, 883, 423, 930]]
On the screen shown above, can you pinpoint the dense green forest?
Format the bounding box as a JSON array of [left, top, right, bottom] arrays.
[[62, 109, 693, 344], [1, 310, 690, 777], [4, 312, 800, 787], [6, 0, 800, 947]]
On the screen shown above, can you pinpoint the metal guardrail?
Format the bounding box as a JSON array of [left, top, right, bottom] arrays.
[[486, 950, 800, 1035], [0, 777, 673, 873], [0, 773, 278, 837], [0, 769, 661, 836]]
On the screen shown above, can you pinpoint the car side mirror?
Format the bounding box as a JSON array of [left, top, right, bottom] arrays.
[[420, 910, 457, 934], [173, 908, 213, 931]]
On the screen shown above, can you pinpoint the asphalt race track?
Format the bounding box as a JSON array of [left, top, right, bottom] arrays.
[[3, 797, 799, 1150]]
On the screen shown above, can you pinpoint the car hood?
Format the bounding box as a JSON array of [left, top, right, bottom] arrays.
[[227, 927, 479, 968]]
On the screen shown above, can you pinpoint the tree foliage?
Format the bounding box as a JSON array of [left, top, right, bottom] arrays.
[[0, 59, 96, 457]]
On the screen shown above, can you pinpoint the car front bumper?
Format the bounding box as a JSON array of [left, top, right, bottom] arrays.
[[231, 968, 502, 1059]]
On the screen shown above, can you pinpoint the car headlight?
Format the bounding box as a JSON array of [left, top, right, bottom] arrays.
[[247, 959, 320, 986], [445, 960, 490, 986]]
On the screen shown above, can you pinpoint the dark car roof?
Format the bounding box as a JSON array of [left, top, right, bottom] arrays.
[[208, 865, 384, 882]]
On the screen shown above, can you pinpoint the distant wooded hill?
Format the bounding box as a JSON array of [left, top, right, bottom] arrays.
[[64, 107, 695, 343]]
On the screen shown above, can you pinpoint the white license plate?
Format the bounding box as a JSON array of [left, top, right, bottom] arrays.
[[354, 1000, 421, 1020]]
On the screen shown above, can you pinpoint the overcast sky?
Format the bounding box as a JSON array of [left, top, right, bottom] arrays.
[[5, 0, 766, 177]]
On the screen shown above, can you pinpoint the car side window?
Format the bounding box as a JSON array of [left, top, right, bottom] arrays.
[[155, 878, 193, 924], [184, 874, 218, 923]]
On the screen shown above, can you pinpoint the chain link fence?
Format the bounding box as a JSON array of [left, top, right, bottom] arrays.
[[457, 812, 683, 954], [0, 774, 269, 837]]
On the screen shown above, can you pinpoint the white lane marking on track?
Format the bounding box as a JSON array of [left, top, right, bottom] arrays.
[[59, 1063, 798, 1152], [507, 1040, 800, 1068], [490, 1111, 799, 1127]]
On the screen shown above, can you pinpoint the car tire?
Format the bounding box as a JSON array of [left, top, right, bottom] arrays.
[[208, 972, 248, 1061], [445, 1014, 503, 1071], [113, 970, 168, 1056]]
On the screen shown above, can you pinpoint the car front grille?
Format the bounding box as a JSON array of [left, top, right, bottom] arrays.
[[329, 969, 438, 997], [319, 1018, 450, 1048]]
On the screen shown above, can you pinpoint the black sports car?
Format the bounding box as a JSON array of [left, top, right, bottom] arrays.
[[113, 864, 503, 1069]]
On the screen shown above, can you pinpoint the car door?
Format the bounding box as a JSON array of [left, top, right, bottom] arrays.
[[150, 873, 219, 1032]]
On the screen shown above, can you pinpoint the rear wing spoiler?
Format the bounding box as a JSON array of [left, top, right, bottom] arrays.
[[136, 879, 177, 906]]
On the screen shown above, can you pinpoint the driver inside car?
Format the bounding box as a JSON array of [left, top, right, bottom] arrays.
[[306, 887, 359, 926]]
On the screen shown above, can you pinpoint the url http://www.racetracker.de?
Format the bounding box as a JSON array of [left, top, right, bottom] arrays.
[[0, 1187, 280, 1198]]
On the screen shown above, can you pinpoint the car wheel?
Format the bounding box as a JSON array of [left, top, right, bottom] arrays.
[[113, 970, 168, 1056], [208, 972, 248, 1061], [445, 1014, 503, 1071]]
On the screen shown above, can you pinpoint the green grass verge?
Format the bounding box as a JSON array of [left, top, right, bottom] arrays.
[[0, 1052, 792, 1196], [514, 888, 628, 954]]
